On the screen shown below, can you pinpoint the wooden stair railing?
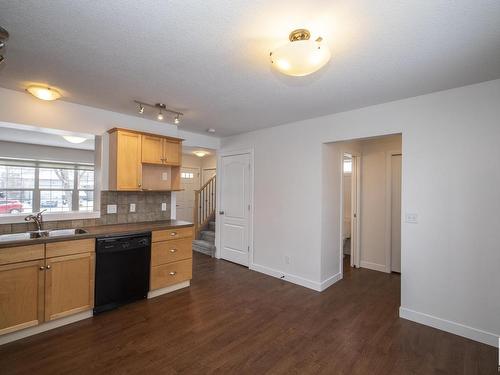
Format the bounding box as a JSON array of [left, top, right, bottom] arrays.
[[194, 175, 216, 239]]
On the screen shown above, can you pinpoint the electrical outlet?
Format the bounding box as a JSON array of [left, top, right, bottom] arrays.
[[285, 255, 291, 265], [129, 203, 136, 213], [161, 202, 167, 211], [162, 172, 168, 181], [405, 213, 418, 224], [107, 204, 117, 214]]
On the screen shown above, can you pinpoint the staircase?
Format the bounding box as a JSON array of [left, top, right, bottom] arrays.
[[193, 175, 216, 257], [192, 220, 216, 256]]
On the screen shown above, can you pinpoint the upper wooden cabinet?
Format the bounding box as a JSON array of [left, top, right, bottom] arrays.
[[142, 135, 164, 165], [142, 135, 182, 166], [108, 128, 183, 191], [109, 129, 142, 190]]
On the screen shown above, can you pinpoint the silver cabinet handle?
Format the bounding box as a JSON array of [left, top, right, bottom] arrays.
[[46, 265, 51, 270], [169, 248, 177, 253], [169, 271, 177, 276], [39, 266, 45, 271], [170, 232, 177, 236]]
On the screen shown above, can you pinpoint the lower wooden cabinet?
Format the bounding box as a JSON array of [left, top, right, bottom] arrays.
[[44, 252, 95, 321], [0, 260, 45, 335], [0, 239, 95, 336], [150, 259, 192, 290]]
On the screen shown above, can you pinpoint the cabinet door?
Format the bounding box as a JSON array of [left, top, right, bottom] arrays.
[[0, 260, 45, 335], [163, 140, 181, 166], [45, 253, 95, 322], [142, 135, 164, 165], [117, 131, 142, 190]]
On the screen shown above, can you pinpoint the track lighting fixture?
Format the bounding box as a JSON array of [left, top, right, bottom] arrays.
[[0, 26, 9, 65], [133, 100, 183, 124]]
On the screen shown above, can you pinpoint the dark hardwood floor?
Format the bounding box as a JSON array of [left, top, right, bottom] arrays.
[[0, 252, 496, 374]]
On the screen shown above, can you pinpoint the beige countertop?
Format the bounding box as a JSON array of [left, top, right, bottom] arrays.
[[0, 220, 193, 249]]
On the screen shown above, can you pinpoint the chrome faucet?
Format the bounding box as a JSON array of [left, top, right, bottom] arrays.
[[24, 209, 47, 232]]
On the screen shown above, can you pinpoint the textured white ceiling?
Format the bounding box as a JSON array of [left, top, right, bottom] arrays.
[[0, 1, 499, 137]]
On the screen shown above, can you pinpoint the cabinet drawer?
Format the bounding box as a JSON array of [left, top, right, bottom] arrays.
[[0, 244, 45, 266], [46, 239, 95, 258], [151, 238, 192, 266], [152, 227, 193, 242], [150, 259, 192, 290]]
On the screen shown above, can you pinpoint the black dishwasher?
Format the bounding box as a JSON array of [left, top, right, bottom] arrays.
[[94, 232, 151, 314]]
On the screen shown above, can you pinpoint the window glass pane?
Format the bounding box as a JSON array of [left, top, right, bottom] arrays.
[[39, 168, 74, 189], [0, 166, 35, 189], [78, 171, 94, 190], [0, 190, 33, 214], [79, 191, 94, 212], [343, 160, 352, 173], [40, 190, 72, 212]]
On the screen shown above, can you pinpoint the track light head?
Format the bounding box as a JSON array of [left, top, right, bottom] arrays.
[[157, 111, 164, 121], [138, 103, 144, 114], [174, 115, 180, 125]]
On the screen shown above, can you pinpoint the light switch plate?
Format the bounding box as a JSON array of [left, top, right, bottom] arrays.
[[107, 204, 117, 214], [405, 213, 418, 224], [129, 203, 136, 213], [161, 202, 167, 211]]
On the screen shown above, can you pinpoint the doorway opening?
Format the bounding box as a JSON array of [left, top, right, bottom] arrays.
[[323, 134, 402, 283]]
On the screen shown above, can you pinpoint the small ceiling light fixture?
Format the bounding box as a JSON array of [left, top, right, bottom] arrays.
[[270, 29, 331, 76], [207, 128, 216, 133], [133, 100, 183, 124], [62, 135, 87, 144], [157, 109, 164, 121], [26, 85, 62, 101], [193, 150, 209, 158]]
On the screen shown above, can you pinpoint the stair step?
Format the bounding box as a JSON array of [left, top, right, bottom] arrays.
[[200, 230, 215, 244], [192, 239, 216, 257], [209, 221, 216, 231]]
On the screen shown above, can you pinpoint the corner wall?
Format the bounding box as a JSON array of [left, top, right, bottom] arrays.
[[220, 79, 500, 346]]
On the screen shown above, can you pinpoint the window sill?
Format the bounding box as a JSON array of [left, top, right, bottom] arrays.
[[0, 211, 101, 224]]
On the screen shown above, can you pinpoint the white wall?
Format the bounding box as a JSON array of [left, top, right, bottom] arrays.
[[0, 87, 220, 149], [220, 79, 500, 346]]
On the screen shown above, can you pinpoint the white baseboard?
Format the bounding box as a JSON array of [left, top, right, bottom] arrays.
[[147, 280, 190, 299], [400, 307, 499, 348], [251, 263, 342, 292], [320, 272, 343, 291], [0, 310, 93, 346], [360, 260, 388, 273]]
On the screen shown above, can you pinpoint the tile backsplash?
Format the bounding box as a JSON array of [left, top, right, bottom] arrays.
[[0, 191, 172, 234]]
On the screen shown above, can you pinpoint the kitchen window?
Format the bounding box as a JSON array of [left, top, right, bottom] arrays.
[[0, 159, 95, 216]]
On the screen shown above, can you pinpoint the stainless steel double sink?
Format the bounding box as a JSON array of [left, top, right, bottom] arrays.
[[0, 228, 88, 242]]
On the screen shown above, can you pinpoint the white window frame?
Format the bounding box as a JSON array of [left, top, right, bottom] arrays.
[[0, 159, 100, 224]]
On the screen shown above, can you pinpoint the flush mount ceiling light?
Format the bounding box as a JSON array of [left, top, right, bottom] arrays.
[[193, 150, 209, 158], [26, 85, 62, 101], [270, 29, 331, 77], [62, 135, 87, 144], [133, 100, 183, 124]]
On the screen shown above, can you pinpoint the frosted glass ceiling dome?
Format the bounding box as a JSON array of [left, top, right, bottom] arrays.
[[270, 29, 331, 77]]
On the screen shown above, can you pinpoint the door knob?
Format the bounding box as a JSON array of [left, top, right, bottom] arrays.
[[219, 210, 225, 215]]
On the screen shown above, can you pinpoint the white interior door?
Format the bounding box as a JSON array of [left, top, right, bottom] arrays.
[[219, 153, 251, 266], [391, 154, 402, 273], [351, 155, 361, 268], [176, 167, 200, 222]]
